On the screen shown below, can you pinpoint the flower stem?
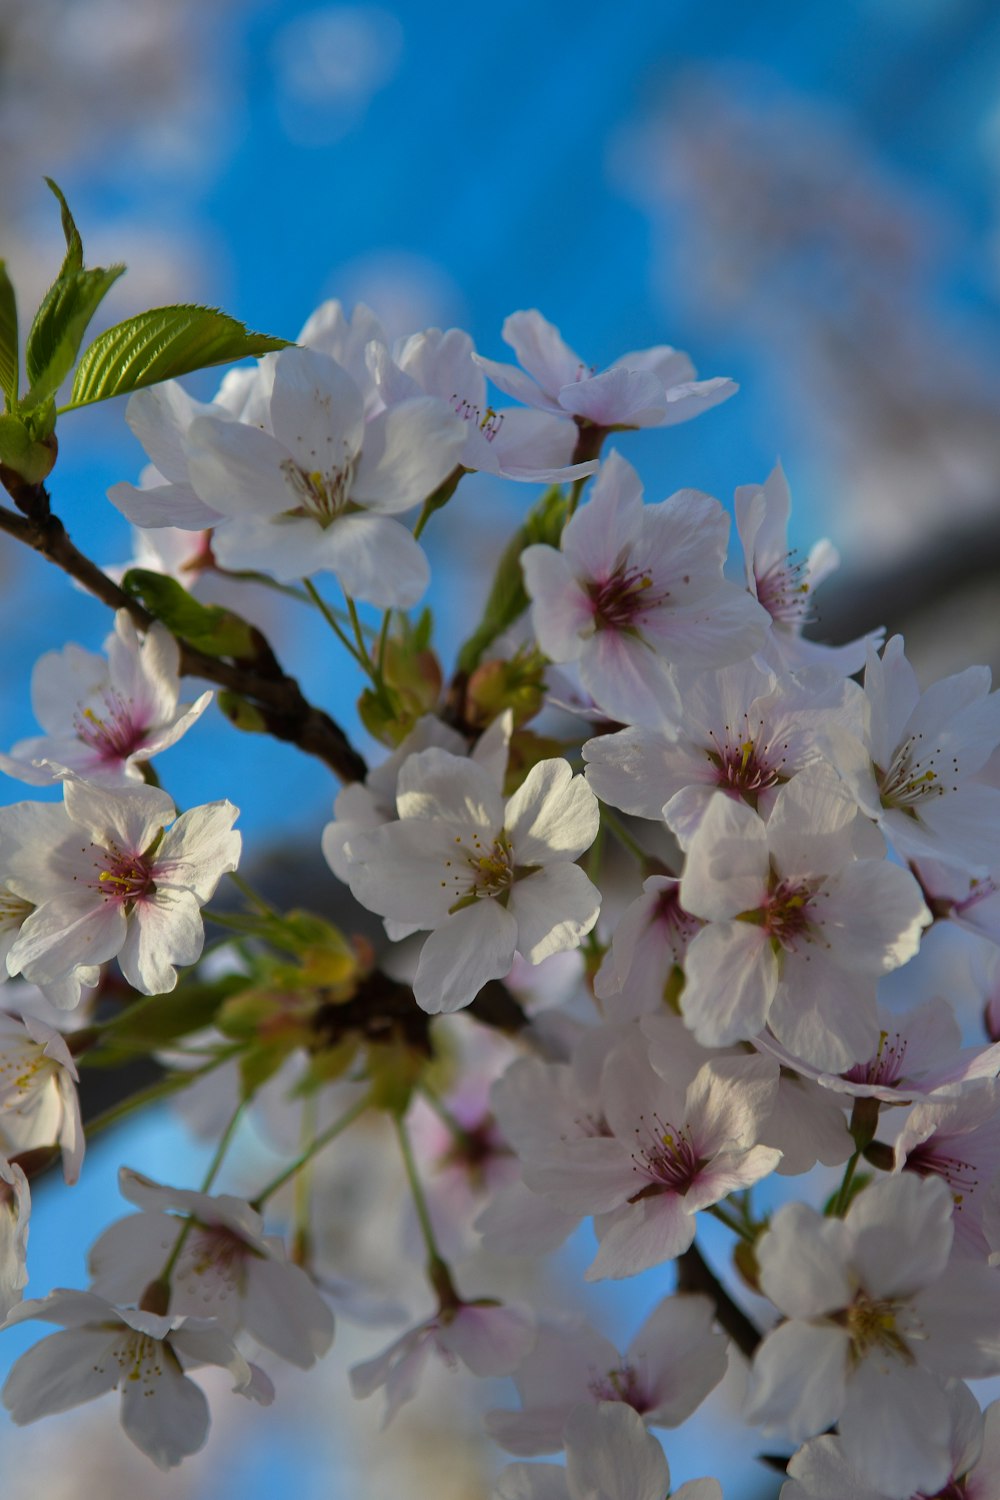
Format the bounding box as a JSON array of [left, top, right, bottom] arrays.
[[157, 1099, 246, 1288], [253, 1092, 370, 1208], [393, 1112, 459, 1307], [303, 578, 370, 672], [600, 807, 648, 864], [832, 1149, 862, 1218]]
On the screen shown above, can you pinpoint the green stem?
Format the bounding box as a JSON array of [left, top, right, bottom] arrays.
[[832, 1149, 862, 1218], [158, 1099, 246, 1286], [707, 1202, 755, 1243], [303, 578, 370, 672], [600, 807, 649, 864], [375, 608, 393, 682], [203, 908, 267, 934], [345, 595, 371, 667], [226, 869, 278, 918], [84, 1049, 242, 1138], [253, 1093, 370, 1208], [394, 1112, 460, 1309], [564, 474, 587, 522]]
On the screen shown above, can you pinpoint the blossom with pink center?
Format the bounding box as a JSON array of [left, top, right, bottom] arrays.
[[486, 1295, 726, 1455], [911, 858, 1000, 946], [583, 658, 861, 846], [88, 1169, 334, 1368], [0, 1011, 83, 1183], [593, 876, 704, 1021], [521, 451, 770, 727], [3, 780, 240, 997], [678, 768, 930, 1070], [493, 1401, 721, 1500], [474, 307, 736, 432], [894, 1080, 1000, 1260], [735, 462, 883, 675], [745, 1175, 1000, 1499], [521, 1025, 781, 1279], [781, 1385, 998, 1500], [824, 636, 1000, 874], [2, 1288, 273, 1470], [349, 1299, 535, 1426], [0, 610, 211, 789], [369, 326, 599, 482]]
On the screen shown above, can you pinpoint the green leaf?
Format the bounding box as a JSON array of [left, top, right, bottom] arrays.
[[23, 263, 125, 404], [0, 413, 56, 484], [69, 304, 290, 409], [121, 568, 258, 659], [88, 973, 246, 1063], [0, 262, 18, 406], [44, 178, 84, 279], [456, 484, 568, 674]]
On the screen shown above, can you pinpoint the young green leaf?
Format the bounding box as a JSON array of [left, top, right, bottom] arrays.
[[68, 304, 290, 409], [121, 567, 259, 659], [0, 413, 56, 484], [23, 263, 125, 405], [0, 262, 18, 407], [43, 177, 84, 279]]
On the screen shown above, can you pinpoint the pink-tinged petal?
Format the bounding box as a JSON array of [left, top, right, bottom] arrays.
[[865, 635, 921, 765], [522, 1139, 634, 1216], [564, 1402, 672, 1500], [685, 1054, 780, 1153], [2, 1326, 121, 1421], [618, 344, 696, 384], [688, 1144, 781, 1210], [583, 728, 686, 820], [64, 778, 174, 855], [817, 861, 930, 975], [681, 794, 769, 919], [119, 1358, 211, 1471], [630, 1294, 728, 1426], [559, 367, 668, 428], [185, 415, 292, 519], [108, 477, 224, 530], [847, 1175, 953, 1300], [502, 310, 586, 396], [8, 894, 127, 981], [268, 347, 364, 471], [586, 1194, 696, 1279], [641, 582, 770, 670], [397, 747, 504, 831], [352, 398, 465, 512], [88, 1212, 179, 1303], [680, 922, 776, 1047], [757, 1204, 852, 1318], [243, 1257, 334, 1368], [915, 785, 1000, 874], [117, 888, 204, 995], [508, 864, 600, 963], [744, 1320, 849, 1442], [505, 759, 599, 864], [439, 1303, 535, 1376], [29, 643, 107, 734], [781, 1435, 884, 1500], [324, 513, 429, 609], [768, 951, 879, 1074], [155, 801, 241, 902], [838, 1363, 952, 1500], [474, 353, 562, 413], [521, 545, 593, 662], [489, 408, 596, 483], [413, 900, 518, 1013], [561, 450, 645, 578], [494, 1463, 569, 1500], [658, 377, 737, 426], [580, 628, 683, 728]]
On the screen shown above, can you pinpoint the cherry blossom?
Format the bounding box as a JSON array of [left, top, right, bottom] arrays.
[[88, 1169, 334, 1367], [2, 1289, 273, 1470], [894, 1080, 1000, 1259], [521, 451, 769, 726], [593, 876, 703, 1021], [347, 749, 600, 1013], [0, 1012, 83, 1183], [0, 611, 211, 788], [3, 780, 240, 997], [0, 1155, 29, 1319], [475, 307, 736, 432], [745, 1175, 1000, 1498], [493, 1401, 721, 1500], [486, 1295, 727, 1455]]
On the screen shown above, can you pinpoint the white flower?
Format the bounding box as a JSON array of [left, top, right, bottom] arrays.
[[825, 636, 1000, 873], [520, 451, 769, 726], [350, 1300, 535, 1426], [0, 1012, 83, 1183], [88, 1168, 334, 1368], [184, 345, 466, 604], [2, 1289, 273, 1470], [486, 1295, 727, 1455], [679, 769, 930, 1070], [348, 750, 600, 1013], [369, 326, 598, 481], [735, 462, 883, 675], [781, 1384, 995, 1500], [0, 610, 211, 788], [493, 1401, 721, 1500], [894, 1080, 1000, 1259], [0, 1155, 29, 1319], [745, 1175, 1000, 1499], [4, 780, 240, 998], [593, 876, 703, 1021], [474, 307, 736, 432]]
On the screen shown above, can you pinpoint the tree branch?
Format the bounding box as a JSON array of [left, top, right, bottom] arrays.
[[0, 500, 367, 784], [676, 1240, 762, 1359]]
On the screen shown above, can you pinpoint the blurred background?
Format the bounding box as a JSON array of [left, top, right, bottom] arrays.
[[1, 0, 1000, 1494]]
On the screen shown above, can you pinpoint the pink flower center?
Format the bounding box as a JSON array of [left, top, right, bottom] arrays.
[[651, 884, 702, 962], [844, 1027, 908, 1088], [904, 1147, 980, 1212], [877, 737, 957, 813], [761, 878, 814, 948], [75, 691, 150, 765], [450, 393, 504, 443], [706, 718, 788, 806], [588, 567, 660, 631], [95, 845, 157, 906], [630, 1113, 702, 1197], [587, 1360, 647, 1410], [754, 550, 811, 626]]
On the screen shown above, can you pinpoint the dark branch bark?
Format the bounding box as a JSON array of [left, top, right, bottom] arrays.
[[676, 1241, 762, 1359], [0, 500, 367, 784]]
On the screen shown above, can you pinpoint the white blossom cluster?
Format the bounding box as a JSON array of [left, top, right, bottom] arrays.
[[1, 299, 1000, 1497]]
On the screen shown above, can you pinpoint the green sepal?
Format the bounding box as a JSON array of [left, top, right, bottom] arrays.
[[44, 178, 84, 280], [218, 692, 269, 734], [120, 568, 258, 659], [0, 262, 18, 406], [823, 1170, 873, 1218], [24, 263, 125, 405], [69, 304, 290, 409], [456, 484, 567, 674], [0, 412, 56, 484], [82, 972, 246, 1065]]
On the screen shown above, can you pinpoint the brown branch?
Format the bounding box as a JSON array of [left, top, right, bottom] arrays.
[[0, 500, 367, 784], [676, 1240, 763, 1360]]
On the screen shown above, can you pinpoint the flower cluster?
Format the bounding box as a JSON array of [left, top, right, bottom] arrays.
[[2, 282, 1000, 1499]]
